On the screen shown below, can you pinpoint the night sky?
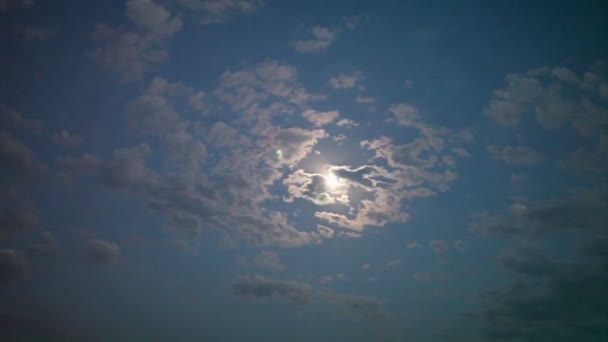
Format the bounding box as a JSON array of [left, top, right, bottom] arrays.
[[1, 0, 608, 341]]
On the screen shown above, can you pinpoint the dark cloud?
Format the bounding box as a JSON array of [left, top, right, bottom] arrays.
[[486, 145, 544, 165], [0, 130, 46, 179], [0, 249, 26, 285], [25, 231, 60, 259], [0, 207, 39, 239], [429, 240, 449, 254], [51, 129, 83, 149], [239, 250, 285, 271], [178, 0, 265, 25], [498, 245, 563, 277], [232, 275, 312, 304], [83, 239, 122, 264], [475, 265, 608, 340], [412, 272, 449, 281], [319, 288, 388, 322]]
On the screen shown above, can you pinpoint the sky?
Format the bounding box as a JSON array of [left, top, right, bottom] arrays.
[[1, 0, 608, 341]]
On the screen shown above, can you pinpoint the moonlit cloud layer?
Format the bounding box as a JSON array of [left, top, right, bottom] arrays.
[[2, 1, 608, 341]]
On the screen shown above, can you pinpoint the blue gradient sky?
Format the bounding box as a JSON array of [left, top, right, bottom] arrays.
[[1, 1, 608, 341]]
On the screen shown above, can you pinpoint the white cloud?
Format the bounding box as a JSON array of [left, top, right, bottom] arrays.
[[336, 118, 358, 127], [289, 26, 336, 53], [329, 71, 364, 89], [355, 95, 375, 104], [302, 109, 340, 126]]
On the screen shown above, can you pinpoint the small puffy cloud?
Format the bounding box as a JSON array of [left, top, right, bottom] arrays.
[[83, 239, 122, 264], [483, 73, 544, 126], [289, 26, 336, 53], [232, 275, 312, 304], [0, 249, 26, 285], [302, 109, 340, 126], [240, 250, 284, 271], [179, 0, 265, 25], [125, 0, 182, 39], [319, 288, 388, 322], [453, 240, 466, 252], [319, 273, 347, 283], [386, 259, 403, 267], [406, 241, 421, 249], [329, 71, 364, 89], [403, 79, 414, 89], [487, 145, 544, 165], [389, 103, 422, 127], [336, 118, 358, 127], [412, 272, 449, 281], [51, 130, 84, 149], [355, 95, 375, 104], [338, 231, 361, 239], [361, 263, 371, 270], [429, 240, 449, 254]]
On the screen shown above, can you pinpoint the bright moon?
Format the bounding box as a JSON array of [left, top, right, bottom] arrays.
[[325, 173, 339, 189]]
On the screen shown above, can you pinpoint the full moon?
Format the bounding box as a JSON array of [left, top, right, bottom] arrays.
[[325, 172, 339, 189]]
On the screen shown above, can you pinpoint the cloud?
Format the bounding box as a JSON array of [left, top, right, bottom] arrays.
[[126, 77, 207, 167], [355, 95, 375, 104], [319, 288, 388, 322], [336, 118, 358, 127], [329, 71, 364, 89], [51, 130, 83, 149], [487, 145, 544, 165], [240, 250, 284, 271], [232, 275, 312, 304], [0, 205, 40, 241], [83, 239, 122, 264], [289, 26, 336, 53], [0, 249, 26, 285], [0, 103, 42, 135], [89, 24, 169, 81], [0, 0, 34, 11], [25, 231, 60, 259], [126, 0, 182, 38], [179, 0, 265, 25], [316, 225, 334, 239], [319, 273, 348, 283], [386, 259, 403, 267], [412, 272, 449, 281], [497, 245, 563, 277], [453, 240, 466, 252], [302, 109, 340, 126], [361, 263, 371, 270], [475, 265, 608, 340], [89, 0, 182, 81], [0, 130, 46, 180], [207, 121, 246, 147], [429, 240, 449, 254], [406, 241, 421, 249]]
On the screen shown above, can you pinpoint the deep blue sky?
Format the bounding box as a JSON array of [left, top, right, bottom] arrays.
[[1, 0, 608, 341]]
